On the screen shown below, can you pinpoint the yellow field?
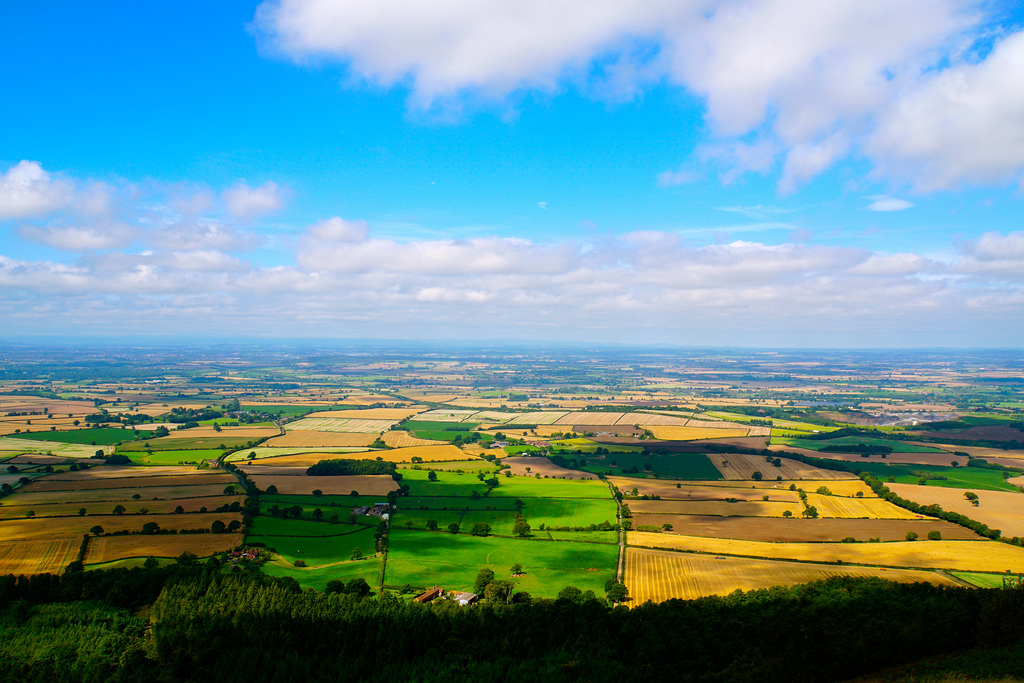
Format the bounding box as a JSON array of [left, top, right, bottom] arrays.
[[628, 532, 1024, 572], [7, 484, 234, 506], [647, 425, 750, 440], [889, 483, 1024, 538], [707, 452, 855, 481], [248, 474, 398, 496], [85, 532, 243, 564], [615, 413, 692, 427], [803, 493, 922, 519], [382, 430, 445, 448], [626, 547, 958, 604], [0, 495, 244, 518], [0, 538, 80, 575], [303, 408, 425, 420], [555, 412, 624, 426], [47, 465, 203, 480], [384, 444, 476, 462], [263, 431, 377, 448], [630, 499, 800, 518], [619, 483, 800, 503], [0, 512, 243, 541], [286, 417, 397, 433]]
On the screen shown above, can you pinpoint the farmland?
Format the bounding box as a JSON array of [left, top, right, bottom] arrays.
[[888, 483, 1024, 538], [626, 547, 958, 603]]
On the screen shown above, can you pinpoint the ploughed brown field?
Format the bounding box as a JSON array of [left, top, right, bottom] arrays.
[[769, 445, 968, 467], [629, 498, 801, 518], [707, 452, 855, 481], [24, 473, 235, 492], [503, 456, 598, 480], [629, 514, 980, 542], [5, 484, 237, 505], [85, 532, 243, 564], [46, 465, 207, 480], [614, 481, 801, 503], [248, 474, 398, 496]]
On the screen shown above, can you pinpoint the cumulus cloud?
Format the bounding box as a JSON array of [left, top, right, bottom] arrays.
[[866, 196, 914, 212], [223, 181, 285, 219], [0, 161, 73, 219], [255, 1, 1024, 191], [306, 217, 368, 242], [656, 167, 700, 187], [955, 231, 1024, 279], [16, 223, 135, 251]]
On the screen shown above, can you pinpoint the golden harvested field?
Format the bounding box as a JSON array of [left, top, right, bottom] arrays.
[[382, 430, 444, 448], [0, 437, 113, 458], [505, 411, 567, 425], [248, 474, 397, 496], [231, 452, 366, 467], [628, 532, 1024, 572], [889, 483, 1024, 538], [286, 417, 396, 433], [25, 473, 234, 492], [384, 445, 474, 462], [770, 446, 968, 467], [615, 413, 690, 427], [412, 409, 479, 422], [7, 484, 236, 505], [503, 456, 597, 480], [303, 408, 424, 420], [803, 493, 922, 519], [629, 515, 979, 542], [264, 431, 377, 448], [626, 548, 957, 604], [647, 425, 750, 440], [0, 512, 243, 541], [0, 495, 245, 518], [707, 453, 854, 481], [0, 396, 97, 415], [629, 499, 800, 517], [1008, 475, 1024, 487], [0, 538, 80, 575], [239, 465, 309, 476], [555, 412, 625, 426], [85, 532, 243, 563]]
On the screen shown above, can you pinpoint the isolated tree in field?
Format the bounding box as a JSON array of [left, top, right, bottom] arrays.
[[426, 519, 438, 530], [427, 470, 438, 482], [312, 508, 323, 521], [350, 547, 364, 561], [783, 510, 793, 518], [174, 505, 184, 514], [142, 521, 160, 534], [0, 483, 12, 495], [312, 489, 323, 497], [247, 452, 256, 460], [223, 485, 236, 495], [906, 531, 919, 541], [752, 471, 763, 481], [227, 520, 241, 532], [471, 522, 491, 537], [112, 504, 126, 515], [447, 523, 460, 534], [510, 563, 523, 576], [211, 520, 226, 533], [90, 525, 104, 535], [95, 450, 104, 457], [606, 581, 628, 603], [928, 530, 942, 540], [78, 507, 86, 516], [474, 568, 495, 593], [132, 493, 142, 500], [513, 515, 531, 537], [802, 506, 818, 518]]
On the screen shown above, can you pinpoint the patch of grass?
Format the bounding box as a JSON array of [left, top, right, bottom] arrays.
[[402, 421, 481, 442], [262, 557, 381, 592], [131, 449, 223, 465], [383, 528, 617, 598], [402, 460, 496, 472], [581, 451, 723, 480], [249, 516, 373, 537], [399, 468, 489, 497], [489, 475, 612, 500], [400, 495, 517, 511], [248, 522, 377, 566], [14, 428, 142, 446], [950, 571, 1019, 588], [520, 497, 618, 529], [859, 463, 1019, 492]]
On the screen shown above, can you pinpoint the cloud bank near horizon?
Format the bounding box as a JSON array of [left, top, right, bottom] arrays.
[[1, 161, 1021, 347]]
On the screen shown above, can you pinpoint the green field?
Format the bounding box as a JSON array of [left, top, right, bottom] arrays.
[[950, 571, 1021, 588], [489, 475, 613, 500], [383, 528, 617, 597], [549, 438, 641, 453], [577, 451, 723, 480], [262, 557, 381, 592], [130, 449, 223, 465], [15, 427, 143, 446], [402, 421, 481, 442], [247, 517, 379, 567], [119, 436, 258, 451], [399, 468, 490, 497], [0, 436, 110, 458], [401, 495, 518, 511], [407, 460, 497, 472], [773, 436, 946, 453], [860, 463, 1020, 492], [519, 497, 618, 529]]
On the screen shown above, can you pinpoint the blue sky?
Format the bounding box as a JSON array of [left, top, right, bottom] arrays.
[[2, 1, 1023, 347]]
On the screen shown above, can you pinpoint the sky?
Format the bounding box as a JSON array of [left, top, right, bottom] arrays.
[[1, 0, 1023, 348]]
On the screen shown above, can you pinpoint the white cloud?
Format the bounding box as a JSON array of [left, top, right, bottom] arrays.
[[16, 223, 135, 251], [0, 161, 72, 219], [223, 181, 285, 219], [256, 1, 1024, 191], [866, 196, 914, 212], [955, 231, 1024, 279], [307, 217, 368, 243], [656, 168, 700, 187]]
